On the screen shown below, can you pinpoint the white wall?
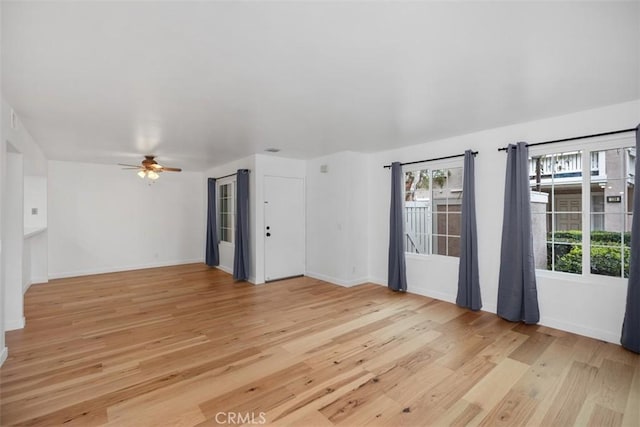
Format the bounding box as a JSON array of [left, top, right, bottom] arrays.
[[48, 161, 204, 278], [24, 176, 47, 228], [367, 99, 640, 343], [306, 151, 369, 286]]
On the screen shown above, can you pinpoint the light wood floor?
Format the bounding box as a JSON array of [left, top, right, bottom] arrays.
[[1, 264, 639, 426]]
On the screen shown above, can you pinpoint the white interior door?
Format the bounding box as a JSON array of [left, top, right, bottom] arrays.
[[264, 176, 305, 282]]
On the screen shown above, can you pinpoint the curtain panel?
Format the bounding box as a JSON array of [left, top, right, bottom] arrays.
[[497, 142, 540, 323], [388, 162, 407, 292], [233, 170, 250, 281], [456, 150, 482, 310]]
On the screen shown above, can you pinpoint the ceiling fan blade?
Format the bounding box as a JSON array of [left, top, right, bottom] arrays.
[[118, 163, 142, 168], [121, 167, 142, 170], [161, 167, 182, 172]]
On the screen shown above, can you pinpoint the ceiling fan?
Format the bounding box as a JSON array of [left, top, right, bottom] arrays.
[[119, 155, 182, 180]]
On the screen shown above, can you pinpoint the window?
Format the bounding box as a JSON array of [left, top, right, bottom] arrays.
[[530, 140, 634, 278], [404, 165, 463, 257], [218, 181, 234, 243]]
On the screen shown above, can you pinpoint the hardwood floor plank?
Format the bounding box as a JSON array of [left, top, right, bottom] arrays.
[[0, 264, 638, 426], [540, 361, 600, 427]]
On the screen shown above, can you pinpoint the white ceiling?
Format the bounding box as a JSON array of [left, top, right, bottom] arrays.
[[2, 1, 639, 171]]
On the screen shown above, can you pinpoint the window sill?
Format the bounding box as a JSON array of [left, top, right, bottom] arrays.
[[535, 269, 627, 286], [24, 227, 47, 239], [405, 253, 459, 263]]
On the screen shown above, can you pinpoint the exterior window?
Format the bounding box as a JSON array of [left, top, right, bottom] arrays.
[[404, 165, 463, 257], [218, 182, 234, 243], [530, 144, 634, 278], [530, 151, 584, 274]]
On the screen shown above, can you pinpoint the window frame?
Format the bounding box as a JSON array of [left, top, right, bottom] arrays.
[[528, 133, 635, 285], [217, 178, 235, 246], [403, 158, 464, 258]]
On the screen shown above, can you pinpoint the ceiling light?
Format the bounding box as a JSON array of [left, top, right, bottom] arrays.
[[138, 170, 147, 179], [147, 171, 160, 180]]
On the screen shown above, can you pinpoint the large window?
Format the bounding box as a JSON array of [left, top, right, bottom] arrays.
[[530, 140, 635, 278], [404, 165, 463, 257], [218, 181, 234, 243]]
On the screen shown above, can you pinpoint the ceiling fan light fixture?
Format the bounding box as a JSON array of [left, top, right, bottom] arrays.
[[147, 171, 160, 180], [137, 170, 147, 179]]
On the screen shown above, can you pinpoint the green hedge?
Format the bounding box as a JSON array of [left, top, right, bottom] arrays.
[[554, 245, 630, 277], [552, 230, 631, 245], [547, 230, 631, 277]]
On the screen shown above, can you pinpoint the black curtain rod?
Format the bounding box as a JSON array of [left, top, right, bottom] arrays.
[[383, 151, 478, 169], [213, 170, 251, 180], [497, 127, 637, 152]]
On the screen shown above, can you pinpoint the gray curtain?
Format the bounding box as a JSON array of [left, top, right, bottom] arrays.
[[497, 142, 540, 323], [456, 150, 482, 310], [233, 169, 250, 281], [622, 124, 640, 353], [388, 162, 407, 292], [205, 178, 219, 267]]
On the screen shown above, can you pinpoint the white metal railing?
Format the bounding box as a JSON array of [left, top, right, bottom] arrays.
[[405, 205, 429, 254], [529, 152, 604, 184]]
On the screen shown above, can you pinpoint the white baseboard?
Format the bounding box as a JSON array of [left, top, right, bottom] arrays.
[[539, 316, 620, 344], [407, 287, 457, 304], [31, 276, 49, 285], [368, 277, 387, 287], [48, 258, 205, 280], [216, 264, 233, 275], [206, 265, 259, 285], [305, 271, 368, 288], [6, 316, 25, 331], [0, 347, 7, 367]]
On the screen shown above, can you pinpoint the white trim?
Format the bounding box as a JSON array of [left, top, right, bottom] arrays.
[[216, 264, 233, 275], [305, 271, 368, 288], [6, 316, 25, 331], [539, 316, 620, 344], [23, 226, 47, 239], [30, 276, 49, 285], [48, 258, 204, 280], [0, 347, 7, 367], [368, 277, 387, 287], [211, 265, 259, 285], [406, 286, 457, 304]]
